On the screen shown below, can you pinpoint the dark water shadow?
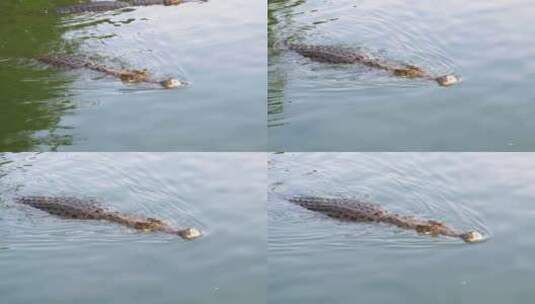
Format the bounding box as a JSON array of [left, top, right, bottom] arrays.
[[0, 1, 85, 151], [268, 0, 307, 128], [0, 1, 148, 151]]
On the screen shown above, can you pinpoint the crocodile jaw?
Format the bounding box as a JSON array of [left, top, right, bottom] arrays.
[[178, 228, 202, 240], [160, 78, 184, 89], [436, 74, 461, 87], [462, 231, 484, 243]]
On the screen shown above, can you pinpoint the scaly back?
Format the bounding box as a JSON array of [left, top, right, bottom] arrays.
[[289, 196, 387, 222], [16, 196, 107, 220]]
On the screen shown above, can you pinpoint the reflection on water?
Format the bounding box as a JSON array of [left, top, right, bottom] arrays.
[[0, 1, 74, 151], [1, 0, 266, 151], [268, 0, 535, 151], [0, 152, 266, 304], [269, 153, 535, 303]]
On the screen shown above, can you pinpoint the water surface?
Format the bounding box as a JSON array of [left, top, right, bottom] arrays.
[[0, 0, 266, 151], [0, 152, 266, 304], [269, 153, 535, 303], [269, 0, 535, 151]]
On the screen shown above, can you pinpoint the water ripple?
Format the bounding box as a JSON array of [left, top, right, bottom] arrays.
[[269, 0, 459, 93], [269, 153, 490, 251], [0, 153, 205, 250]]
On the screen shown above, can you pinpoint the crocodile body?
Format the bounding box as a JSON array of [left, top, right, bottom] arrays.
[[16, 196, 201, 240], [289, 196, 482, 243], [55, 1, 129, 14], [287, 42, 460, 86], [289, 43, 375, 65], [37, 55, 182, 88], [55, 0, 197, 14]]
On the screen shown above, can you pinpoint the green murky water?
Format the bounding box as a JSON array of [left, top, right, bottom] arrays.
[[0, 0, 266, 151]]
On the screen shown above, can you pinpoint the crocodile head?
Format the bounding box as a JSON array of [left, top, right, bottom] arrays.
[[460, 231, 484, 243], [435, 74, 461, 87], [159, 78, 184, 89], [177, 228, 202, 240]]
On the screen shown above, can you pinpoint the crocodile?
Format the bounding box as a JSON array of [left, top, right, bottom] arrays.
[[287, 42, 460, 87], [289, 196, 483, 243], [54, 0, 204, 14], [16, 196, 201, 240], [37, 55, 184, 88]]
